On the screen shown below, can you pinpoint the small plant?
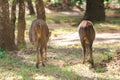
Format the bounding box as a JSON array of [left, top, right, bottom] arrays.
[[19, 44, 25, 49], [20, 70, 27, 80], [95, 67, 107, 73], [0, 48, 8, 58]]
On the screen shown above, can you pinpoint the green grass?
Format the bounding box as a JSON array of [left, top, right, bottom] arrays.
[[0, 53, 83, 80], [94, 17, 120, 32], [47, 15, 80, 23], [0, 42, 120, 79], [50, 27, 77, 35]]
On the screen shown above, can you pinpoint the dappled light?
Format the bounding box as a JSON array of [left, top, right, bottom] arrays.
[[49, 31, 120, 47], [0, 0, 120, 79], [95, 33, 120, 44]]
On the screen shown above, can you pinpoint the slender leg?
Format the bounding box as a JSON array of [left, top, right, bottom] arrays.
[[88, 46, 94, 66], [82, 43, 86, 64], [45, 45, 47, 60], [40, 47, 45, 67], [36, 45, 40, 68]]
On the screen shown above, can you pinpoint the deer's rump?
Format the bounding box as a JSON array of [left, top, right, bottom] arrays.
[[29, 19, 49, 46], [78, 20, 95, 46]]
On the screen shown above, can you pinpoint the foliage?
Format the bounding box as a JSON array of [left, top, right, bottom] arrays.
[[18, 44, 26, 49], [104, 0, 120, 5], [0, 48, 8, 58], [54, 0, 61, 3], [108, 0, 120, 3], [71, 0, 84, 5]]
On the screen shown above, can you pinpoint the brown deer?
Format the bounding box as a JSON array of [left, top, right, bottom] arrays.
[[78, 20, 95, 66], [29, 19, 51, 68]]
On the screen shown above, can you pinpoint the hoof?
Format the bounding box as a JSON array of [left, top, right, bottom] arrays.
[[82, 60, 85, 64], [89, 64, 94, 68], [42, 63, 45, 67], [36, 63, 39, 68], [91, 62, 94, 68], [45, 58, 48, 61], [87, 60, 94, 67]]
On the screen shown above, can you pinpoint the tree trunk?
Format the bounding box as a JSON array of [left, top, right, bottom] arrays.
[[47, 0, 51, 2], [17, 0, 26, 48], [0, 0, 17, 51], [11, 0, 17, 49], [26, 0, 35, 15], [84, 0, 105, 21], [35, 0, 46, 21]]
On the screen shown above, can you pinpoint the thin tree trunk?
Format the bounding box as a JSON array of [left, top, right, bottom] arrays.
[[0, 0, 5, 49], [11, 0, 17, 49], [26, 0, 35, 15], [0, 0, 17, 51], [17, 0, 26, 48], [84, 0, 105, 21], [35, 0, 46, 21], [47, 0, 51, 2]]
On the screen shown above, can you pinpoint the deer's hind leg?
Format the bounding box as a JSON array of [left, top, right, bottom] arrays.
[[81, 41, 86, 64], [40, 46, 45, 67], [36, 43, 40, 68], [88, 44, 94, 67], [44, 44, 47, 61]]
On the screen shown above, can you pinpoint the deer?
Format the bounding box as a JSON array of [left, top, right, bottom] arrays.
[[78, 20, 95, 67], [29, 19, 51, 68]]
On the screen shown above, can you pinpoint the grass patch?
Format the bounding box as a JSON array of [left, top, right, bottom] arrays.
[[47, 15, 80, 23], [50, 26, 76, 35]]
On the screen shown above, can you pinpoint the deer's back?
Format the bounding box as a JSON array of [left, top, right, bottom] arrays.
[[29, 19, 50, 46]]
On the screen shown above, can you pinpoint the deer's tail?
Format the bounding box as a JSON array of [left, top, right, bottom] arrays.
[[34, 24, 42, 39]]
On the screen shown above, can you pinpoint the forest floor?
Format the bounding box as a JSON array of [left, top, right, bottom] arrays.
[[0, 8, 120, 80]]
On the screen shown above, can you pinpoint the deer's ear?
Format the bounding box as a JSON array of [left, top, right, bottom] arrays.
[[49, 32, 51, 37]]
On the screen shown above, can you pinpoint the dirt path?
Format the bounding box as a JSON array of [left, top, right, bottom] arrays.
[[49, 32, 120, 46]]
